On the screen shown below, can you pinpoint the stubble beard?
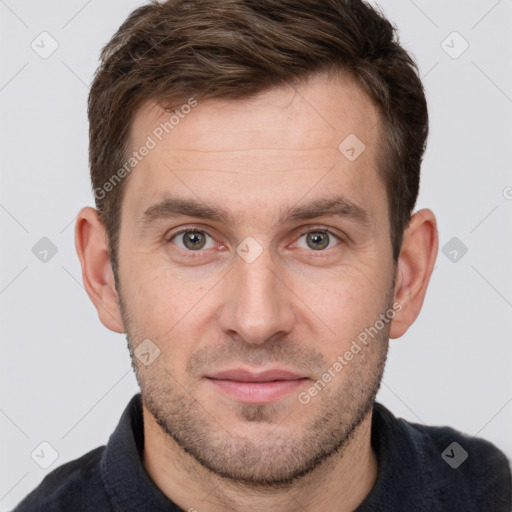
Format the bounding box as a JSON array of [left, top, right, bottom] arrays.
[[119, 292, 390, 488]]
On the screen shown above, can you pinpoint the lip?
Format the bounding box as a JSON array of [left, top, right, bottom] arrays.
[[205, 368, 310, 404], [207, 369, 306, 382]]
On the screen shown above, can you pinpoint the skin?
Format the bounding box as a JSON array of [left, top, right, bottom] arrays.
[[75, 71, 438, 511]]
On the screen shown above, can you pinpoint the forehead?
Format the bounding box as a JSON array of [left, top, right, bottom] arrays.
[[122, 72, 386, 227]]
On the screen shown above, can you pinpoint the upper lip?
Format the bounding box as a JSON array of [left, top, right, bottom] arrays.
[[206, 369, 308, 382]]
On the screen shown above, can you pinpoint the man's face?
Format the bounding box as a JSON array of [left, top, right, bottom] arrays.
[[116, 72, 396, 485]]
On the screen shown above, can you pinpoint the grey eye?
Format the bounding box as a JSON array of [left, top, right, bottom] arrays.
[[172, 230, 215, 251], [306, 232, 330, 250], [296, 231, 340, 251]]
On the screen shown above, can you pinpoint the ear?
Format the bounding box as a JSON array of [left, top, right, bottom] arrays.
[[389, 208, 438, 339], [74, 207, 125, 333]]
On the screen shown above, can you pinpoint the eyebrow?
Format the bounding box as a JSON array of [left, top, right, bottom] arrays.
[[139, 194, 369, 229]]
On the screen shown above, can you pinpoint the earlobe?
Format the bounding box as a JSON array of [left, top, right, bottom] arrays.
[[389, 209, 438, 339], [75, 207, 125, 333]]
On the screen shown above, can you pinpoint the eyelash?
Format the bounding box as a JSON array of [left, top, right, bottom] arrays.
[[167, 226, 344, 255]]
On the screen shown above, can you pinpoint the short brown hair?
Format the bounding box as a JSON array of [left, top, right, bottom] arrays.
[[88, 0, 428, 269]]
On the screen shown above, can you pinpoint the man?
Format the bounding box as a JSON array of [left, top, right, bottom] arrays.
[[14, 0, 511, 510]]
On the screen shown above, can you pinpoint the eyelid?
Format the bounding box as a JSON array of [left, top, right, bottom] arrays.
[[296, 225, 341, 237], [294, 225, 346, 242], [167, 225, 215, 242]]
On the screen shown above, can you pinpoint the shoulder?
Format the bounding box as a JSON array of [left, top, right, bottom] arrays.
[[13, 446, 111, 512], [377, 404, 512, 511], [419, 422, 511, 509]]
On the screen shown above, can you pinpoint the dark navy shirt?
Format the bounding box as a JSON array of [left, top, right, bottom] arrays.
[[14, 394, 511, 511]]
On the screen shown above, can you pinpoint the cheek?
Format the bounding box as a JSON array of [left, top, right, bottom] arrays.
[[119, 256, 222, 351], [311, 256, 388, 296], [297, 266, 390, 341], [119, 260, 179, 325]]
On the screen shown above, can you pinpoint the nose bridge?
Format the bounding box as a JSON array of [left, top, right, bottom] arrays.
[[219, 244, 294, 344]]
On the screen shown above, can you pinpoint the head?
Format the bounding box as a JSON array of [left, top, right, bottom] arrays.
[[76, 0, 437, 487]]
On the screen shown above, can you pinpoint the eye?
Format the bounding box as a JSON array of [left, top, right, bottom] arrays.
[[170, 229, 216, 251], [295, 230, 341, 251]]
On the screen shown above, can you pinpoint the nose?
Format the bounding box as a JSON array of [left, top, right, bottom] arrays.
[[218, 246, 295, 345]]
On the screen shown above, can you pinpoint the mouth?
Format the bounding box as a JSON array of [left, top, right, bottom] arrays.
[[204, 368, 311, 404]]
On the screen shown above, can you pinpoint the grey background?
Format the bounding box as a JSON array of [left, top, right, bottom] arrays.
[[1, 0, 511, 509]]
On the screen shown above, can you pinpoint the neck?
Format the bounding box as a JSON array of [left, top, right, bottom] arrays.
[[142, 405, 378, 512]]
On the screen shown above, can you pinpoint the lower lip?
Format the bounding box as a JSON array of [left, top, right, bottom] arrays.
[[206, 378, 309, 404]]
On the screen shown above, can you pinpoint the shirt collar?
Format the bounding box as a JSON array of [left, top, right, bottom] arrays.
[[101, 394, 182, 511], [356, 402, 440, 511]]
